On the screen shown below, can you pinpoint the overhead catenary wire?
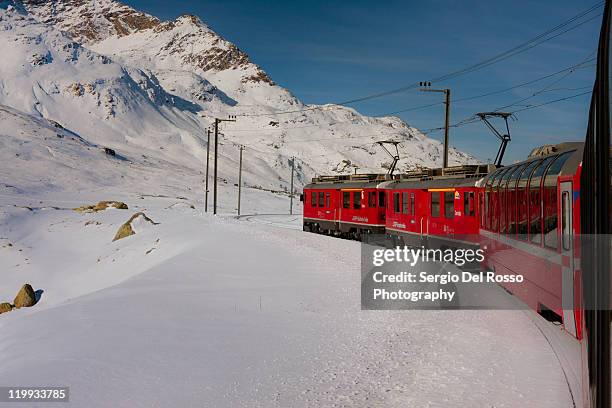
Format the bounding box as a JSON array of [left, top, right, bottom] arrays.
[[234, 2, 603, 118], [510, 90, 592, 113], [422, 89, 592, 135], [221, 56, 595, 135], [379, 58, 595, 116], [492, 52, 596, 111]]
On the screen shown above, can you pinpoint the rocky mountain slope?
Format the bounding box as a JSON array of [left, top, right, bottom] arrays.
[[1, 0, 476, 199]]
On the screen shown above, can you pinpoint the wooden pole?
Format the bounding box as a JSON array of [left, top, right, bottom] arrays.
[[289, 156, 294, 215], [238, 145, 243, 216], [205, 128, 211, 212]]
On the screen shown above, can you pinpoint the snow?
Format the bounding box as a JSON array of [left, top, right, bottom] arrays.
[[0, 2, 577, 407], [0, 194, 573, 407]]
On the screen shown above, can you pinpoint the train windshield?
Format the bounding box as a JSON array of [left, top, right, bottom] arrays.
[[543, 152, 573, 186]]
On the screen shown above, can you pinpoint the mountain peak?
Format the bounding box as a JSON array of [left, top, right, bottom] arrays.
[[175, 14, 204, 27], [21, 0, 160, 44]]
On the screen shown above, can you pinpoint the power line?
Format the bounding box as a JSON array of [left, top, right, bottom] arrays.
[[337, 8, 602, 105], [423, 9, 602, 85], [377, 59, 595, 116], [234, 2, 602, 118], [223, 56, 595, 135], [510, 90, 592, 113], [492, 53, 595, 111], [422, 89, 592, 135]]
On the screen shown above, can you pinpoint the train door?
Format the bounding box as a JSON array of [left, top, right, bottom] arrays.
[[561, 181, 577, 337]]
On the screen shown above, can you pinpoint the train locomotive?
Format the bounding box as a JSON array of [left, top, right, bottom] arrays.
[[303, 164, 493, 246]]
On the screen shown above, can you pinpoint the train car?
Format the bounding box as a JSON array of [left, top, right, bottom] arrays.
[[478, 142, 585, 338], [383, 164, 492, 249], [302, 173, 389, 239]]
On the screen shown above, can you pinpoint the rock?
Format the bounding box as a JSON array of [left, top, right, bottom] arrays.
[[13, 284, 36, 309], [0, 302, 13, 314], [94, 201, 128, 211], [74, 201, 128, 213], [113, 212, 157, 242], [113, 221, 135, 241]]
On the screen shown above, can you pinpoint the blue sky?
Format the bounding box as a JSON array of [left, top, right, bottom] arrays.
[[124, 0, 600, 164]]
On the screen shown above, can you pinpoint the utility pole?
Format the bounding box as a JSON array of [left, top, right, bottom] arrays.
[[213, 115, 236, 215], [419, 82, 451, 168], [443, 89, 450, 168], [205, 128, 211, 212], [289, 156, 295, 215], [237, 145, 243, 216]]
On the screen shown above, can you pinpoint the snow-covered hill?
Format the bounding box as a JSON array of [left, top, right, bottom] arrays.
[[0, 0, 476, 200]]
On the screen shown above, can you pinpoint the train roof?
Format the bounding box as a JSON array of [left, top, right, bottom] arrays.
[[304, 173, 391, 189], [384, 172, 488, 190], [305, 164, 495, 190], [476, 142, 584, 187], [386, 164, 493, 190]]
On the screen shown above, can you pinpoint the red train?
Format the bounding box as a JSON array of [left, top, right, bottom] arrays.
[[478, 142, 585, 338], [303, 142, 589, 340], [302, 174, 388, 240], [303, 164, 492, 246], [381, 164, 491, 249], [303, 141, 607, 406]]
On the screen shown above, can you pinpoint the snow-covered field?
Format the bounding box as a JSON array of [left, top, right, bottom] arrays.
[[0, 190, 574, 408]]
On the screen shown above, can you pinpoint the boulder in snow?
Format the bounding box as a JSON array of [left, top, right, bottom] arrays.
[[74, 201, 128, 213], [0, 302, 13, 314], [13, 284, 36, 309], [113, 212, 157, 242]]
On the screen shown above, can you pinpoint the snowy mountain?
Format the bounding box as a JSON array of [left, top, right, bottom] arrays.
[[1, 0, 476, 199]]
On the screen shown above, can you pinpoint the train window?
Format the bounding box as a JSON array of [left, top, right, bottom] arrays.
[[507, 164, 527, 235], [353, 191, 361, 209], [544, 152, 573, 182], [543, 184, 558, 249], [343, 192, 350, 209], [410, 193, 415, 216], [514, 160, 541, 240], [368, 191, 377, 208], [485, 170, 500, 188], [480, 193, 486, 227], [484, 191, 490, 229], [529, 188, 542, 244], [525, 160, 546, 244], [311, 192, 317, 207], [393, 192, 400, 213], [562, 191, 571, 251], [402, 192, 409, 214], [379, 191, 386, 207], [532, 156, 556, 180], [502, 166, 523, 234], [325, 193, 330, 208], [490, 169, 508, 231], [318, 192, 325, 207], [444, 192, 454, 218], [499, 167, 517, 232], [464, 191, 475, 216], [431, 192, 440, 217], [541, 153, 572, 249]]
